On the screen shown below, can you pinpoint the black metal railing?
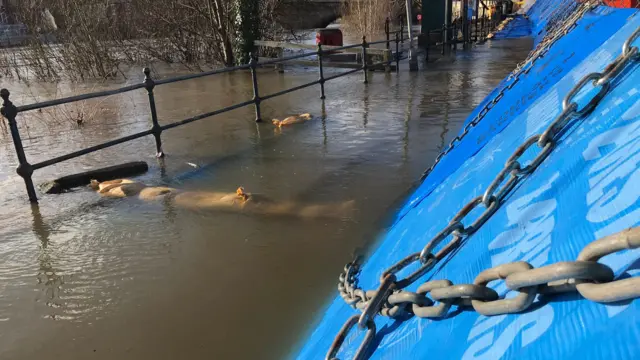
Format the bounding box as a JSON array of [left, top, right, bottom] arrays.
[[1, 36, 398, 203], [385, 17, 407, 51]]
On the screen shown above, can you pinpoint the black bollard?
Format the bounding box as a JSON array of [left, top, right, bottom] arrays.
[[317, 44, 326, 99], [395, 32, 400, 72], [249, 54, 262, 123], [442, 24, 446, 55], [361, 36, 368, 84], [385, 17, 390, 50], [1, 89, 38, 202], [143, 68, 164, 158]]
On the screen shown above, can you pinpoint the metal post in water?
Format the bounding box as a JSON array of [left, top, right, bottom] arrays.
[[441, 24, 446, 55], [1, 89, 37, 203], [445, 0, 452, 48], [474, 0, 479, 42], [361, 36, 368, 84], [425, 35, 429, 63], [317, 44, 326, 99], [395, 32, 400, 72], [143, 68, 164, 158], [462, 0, 469, 45], [481, 4, 486, 39], [452, 22, 457, 51], [404, 0, 417, 71], [385, 17, 390, 50], [249, 54, 262, 123]]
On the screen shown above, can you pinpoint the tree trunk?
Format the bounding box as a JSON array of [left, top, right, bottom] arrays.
[[234, 0, 260, 65]]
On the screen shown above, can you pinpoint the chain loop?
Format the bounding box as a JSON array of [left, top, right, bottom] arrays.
[[562, 72, 610, 116], [419, 223, 464, 263], [326, 315, 375, 360], [622, 27, 640, 58], [575, 227, 640, 302], [538, 104, 577, 146], [483, 161, 521, 206], [412, 280, 454, 318], [382, 253, 437, 289], [358, 274, 396, 328], [505, 261, 614, 293], [471, 262, 537, 316], [430, 284, 499, 305]]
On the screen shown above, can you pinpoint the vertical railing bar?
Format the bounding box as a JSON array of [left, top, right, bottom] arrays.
[[442, 24, 446, 55], [362, 36, 368, 84], [143, 67, 164, 158], [395, 32, 400, 72], [1, 89, 37, 203], [318, 44, 326, 99], [385, 17, 390, 50], [249, 53, 262, 123]]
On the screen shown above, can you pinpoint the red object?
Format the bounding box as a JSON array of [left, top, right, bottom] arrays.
[[603, 0, 638, 7], [316, 29, 343, 46], [417, 14, 422, 22]]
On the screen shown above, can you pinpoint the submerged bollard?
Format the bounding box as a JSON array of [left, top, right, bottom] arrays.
[[442, 24, 446, 55], [362, 36, 368, 84], [143, 68, 164, 158], [317, 44, 326, 99], [249, 54, 262, 123], [1, 89, 38, 203], [481, 7, 486, 40], [452, 23, 457, 51], [385, 17, 390, 50], [395, 32, 400, 72]]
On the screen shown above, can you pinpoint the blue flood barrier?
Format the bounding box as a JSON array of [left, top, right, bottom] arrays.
[[491, 16, 532, 39], [394, 5, 637, 224], [296, 3, 640, 360]]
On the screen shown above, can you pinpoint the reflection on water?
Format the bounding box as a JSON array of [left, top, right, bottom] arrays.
[[0, 38, 531, 359]]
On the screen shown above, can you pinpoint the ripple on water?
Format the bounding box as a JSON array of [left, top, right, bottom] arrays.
[[0, 199, 180, 323]]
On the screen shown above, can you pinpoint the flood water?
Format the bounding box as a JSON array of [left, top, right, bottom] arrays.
[[0, 38, 532, 359]]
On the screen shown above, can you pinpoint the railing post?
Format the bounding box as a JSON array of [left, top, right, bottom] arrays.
[[441, 24, 446, 55], [385, 17, 390, 50], [1, 89, 37, 203], [452, 23, 457, 51], [143, 68, 164, 158], [474, 0, 480, 42], [395, 32, 400, 72], [400, 18, 404, 44], [425, 33, 430, 63], [249, 53, 262, 123], [481, 6, 486, 39], [361, 36, 368, 84], [317, 44, 326, 99]]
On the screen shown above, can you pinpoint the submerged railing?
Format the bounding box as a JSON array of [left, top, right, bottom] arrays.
[[0, 36, 397, 203]]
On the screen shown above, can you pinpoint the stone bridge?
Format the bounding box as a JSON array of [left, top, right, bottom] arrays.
[[276, 0, 343, 30]]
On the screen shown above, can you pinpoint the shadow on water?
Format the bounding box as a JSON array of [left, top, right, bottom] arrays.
[[0, 38, 533, 360]]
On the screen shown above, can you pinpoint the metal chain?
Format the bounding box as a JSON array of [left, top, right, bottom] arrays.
[[328, 24, 640, 360], [339, 0, 603, 313], [416, 1, 598, 184], [509, 0, 599, 81]]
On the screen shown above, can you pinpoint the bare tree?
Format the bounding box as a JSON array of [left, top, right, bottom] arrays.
[[1, 0, 286, 80]]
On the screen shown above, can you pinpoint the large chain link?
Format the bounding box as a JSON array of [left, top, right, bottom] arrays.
[[328, 23, 640, 360]]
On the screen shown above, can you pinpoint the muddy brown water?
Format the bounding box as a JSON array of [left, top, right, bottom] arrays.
[[0, 38, 532, 359]]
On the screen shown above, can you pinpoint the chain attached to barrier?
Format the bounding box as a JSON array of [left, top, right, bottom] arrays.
[[416, 1, 599, 184], [328, 23, 640, 360]]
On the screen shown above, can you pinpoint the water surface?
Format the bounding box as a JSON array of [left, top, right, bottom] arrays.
[[0, 38, 532, 359]]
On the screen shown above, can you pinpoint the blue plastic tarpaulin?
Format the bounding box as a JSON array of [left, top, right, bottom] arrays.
[[296, 3, 640, 360]]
